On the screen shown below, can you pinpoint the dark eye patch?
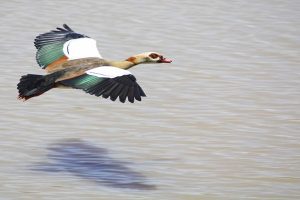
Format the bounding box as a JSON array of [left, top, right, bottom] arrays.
[[149, 53, 159, 59]]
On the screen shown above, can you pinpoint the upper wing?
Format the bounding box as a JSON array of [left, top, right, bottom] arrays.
[[59, 67, 146, 103], [34, 24, 102, 72]]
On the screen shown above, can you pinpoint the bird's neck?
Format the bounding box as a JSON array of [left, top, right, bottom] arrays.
[[107, 55, 145, 70]]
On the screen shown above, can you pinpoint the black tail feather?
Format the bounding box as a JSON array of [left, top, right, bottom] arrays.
[[17, 74, 55, 100]]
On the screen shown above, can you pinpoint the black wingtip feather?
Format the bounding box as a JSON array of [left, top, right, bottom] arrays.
[[134, 85, 141, 101], [110, 84, 124, 101], [138, 85, 146, 97], [34, 24, 86, 49], [127, 87, 135, 103], [119, 86, 129, 103], [63, 24, 73, 31], [102, 82, 119, 99]]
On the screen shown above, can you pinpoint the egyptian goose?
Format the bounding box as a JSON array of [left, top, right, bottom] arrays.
[[17, 24, 171, 103]]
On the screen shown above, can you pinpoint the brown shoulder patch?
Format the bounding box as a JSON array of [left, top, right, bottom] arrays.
[[46, 55, 68, 73]]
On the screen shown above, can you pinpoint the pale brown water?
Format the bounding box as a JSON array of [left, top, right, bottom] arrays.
[[0, 1, 300, 199]]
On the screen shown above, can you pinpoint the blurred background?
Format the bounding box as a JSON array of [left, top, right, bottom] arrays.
[[0, 0, 299, 199]]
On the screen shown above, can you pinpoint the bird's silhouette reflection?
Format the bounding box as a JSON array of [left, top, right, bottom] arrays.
[[32, 139, 155, 190]]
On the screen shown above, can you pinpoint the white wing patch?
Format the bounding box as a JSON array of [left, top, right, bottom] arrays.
[[63, 38, 102, 60], [86, 66, 132, 78]]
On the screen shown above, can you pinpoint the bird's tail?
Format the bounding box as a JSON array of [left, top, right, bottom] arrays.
[[17, 74, 56, 100]]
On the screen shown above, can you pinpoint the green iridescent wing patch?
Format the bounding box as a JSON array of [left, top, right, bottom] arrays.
[[34, 24, 88, 68], [36, 42, 64, 67]]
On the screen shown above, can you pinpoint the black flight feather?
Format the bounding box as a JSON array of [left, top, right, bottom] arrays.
[[119, 86, 129, 103], [34, 24, 88, 49], [134, 84, 141, 101], [59, 74, 146, 103], [127, 86, 135, 103], [110, 84, 124, 101]]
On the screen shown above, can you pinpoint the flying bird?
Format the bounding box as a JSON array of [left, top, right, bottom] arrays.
[[17, 24, 172, 103]]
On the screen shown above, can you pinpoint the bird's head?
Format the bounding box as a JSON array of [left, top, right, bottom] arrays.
[[126, 52, 172, 65]]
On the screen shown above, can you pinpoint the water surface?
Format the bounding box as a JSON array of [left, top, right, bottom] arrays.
[[0, 0, 299, 199]]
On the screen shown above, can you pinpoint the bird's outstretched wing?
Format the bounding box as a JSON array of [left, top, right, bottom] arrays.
[[34, 24, 102, 72], [59, 67, 146, 103]]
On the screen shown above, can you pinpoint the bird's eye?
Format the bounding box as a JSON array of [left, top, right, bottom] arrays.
[[149, 53, 159, 59]]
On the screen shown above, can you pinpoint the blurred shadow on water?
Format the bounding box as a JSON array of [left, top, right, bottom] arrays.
[[32, 139, 155, 190]]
